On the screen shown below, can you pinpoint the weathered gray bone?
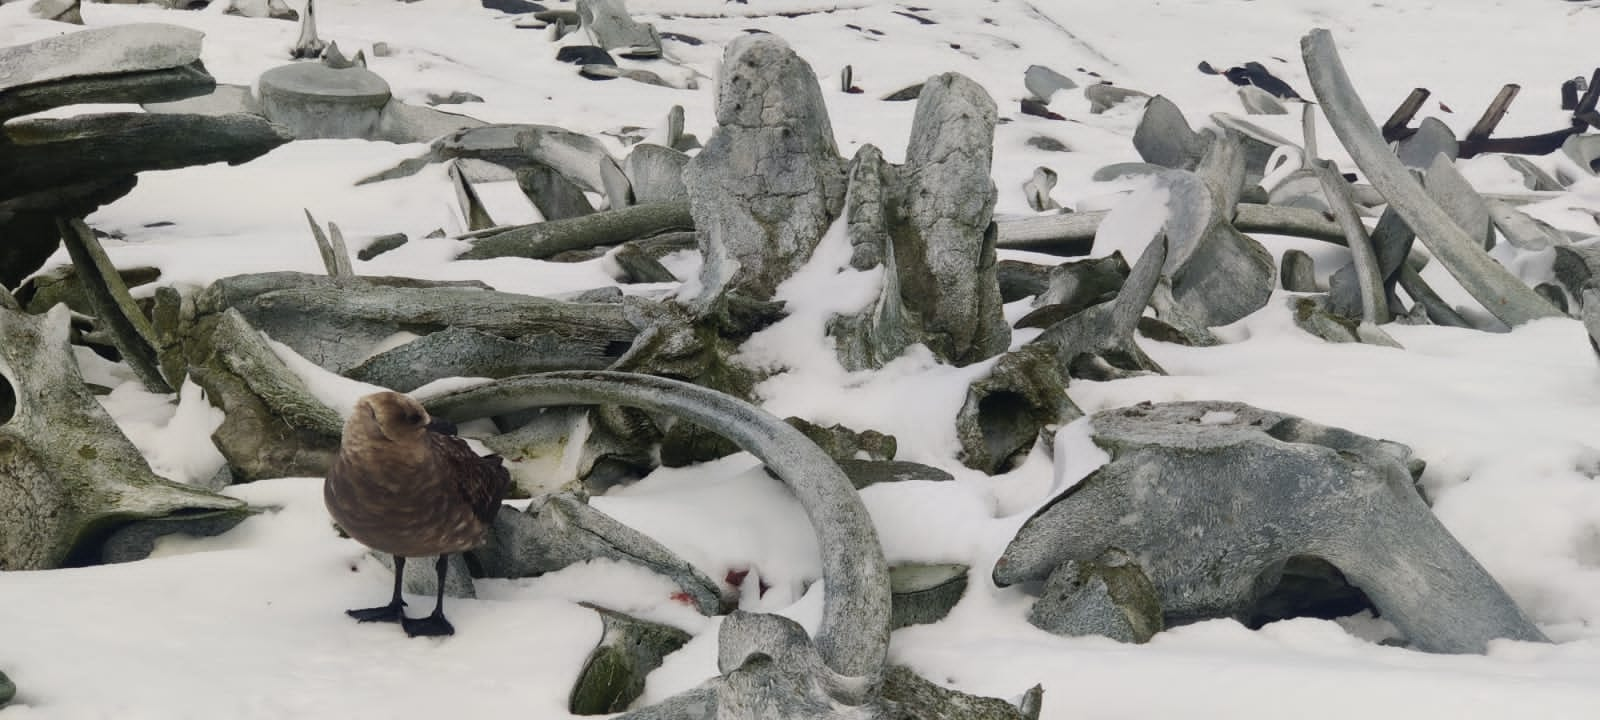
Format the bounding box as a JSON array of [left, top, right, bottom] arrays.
[[1302, 29, 1560, 326], [423, 371, 889, 680], [995, 401, 1548, 653], [1, 113, 292, 206], [57, 218, 172, 393], [190, 271, 637, 376], [0, 303, 246, 570], [683, 34, 847, 306], [1133, 96, 1207, 170], [1395, 117, 1459, 170], [1028, 548, 1162, 644], [577, 0, 660, 55], [258, 61, 392, 140], [0, 23, 212, 121], [888, 72, 1010, 366], [181, 307, 344, 480], [359, 124, 612, 192], [291, 0, 328, 59], [1023, 167, 1060, 212], [996, 202, 1347, 254], [570, 604, 692, 715], [1423, 154, 1495, 251], [1027, 233, 1166, 380], [1161, 154, 1276, 327], [458, 202, 694, 260], [956, 343, 1080, 473], [1024, 64, 1076, 103], [469, 496, 726, 615], [624, 144, 690, 204], [1313, 161, 1389, 324], [1328, 207, 1414, 320]]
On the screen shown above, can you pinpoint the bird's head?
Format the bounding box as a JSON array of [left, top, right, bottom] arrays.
[[346, 391, 431, 445]]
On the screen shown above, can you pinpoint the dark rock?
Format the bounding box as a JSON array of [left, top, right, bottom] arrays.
[[1025, 135, 1069, 152], [1023, 64, 1076, 103], [425, 90, 485, 106], [786, 418, 895, 463], [683, 34, 847, 305], [1019, 98, 1064, 120], [882, 83, 924, 102], [996, 401, 1547, 653], [482, 0, 544, 13], [1028, 547, 1162, 643], [1084, 83, 1149, 114], [1280, 248, 1319, 292], [356, 233, 408, 260], [535, 9, 582, 23], [890, 564, 968, 630], [660, 31, 703, 46], [1090, 162, 1166, 182], [570, 605, 692, 715], [835, 459, 953, 490], [557, 45, 617, 65]]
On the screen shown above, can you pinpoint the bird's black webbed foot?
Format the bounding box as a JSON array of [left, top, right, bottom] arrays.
[[402, 612, 455, 638], [346, 601, 407, 624]]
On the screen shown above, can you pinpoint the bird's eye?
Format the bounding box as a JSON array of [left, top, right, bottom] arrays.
[[405, 412, 421, 424]]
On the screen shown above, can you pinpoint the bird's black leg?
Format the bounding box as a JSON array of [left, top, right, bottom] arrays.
[[347, 555, 408, 623], [401, 555, 456, 638]]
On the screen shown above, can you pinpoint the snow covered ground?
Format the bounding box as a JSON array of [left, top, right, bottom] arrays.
[[5, 0, 1600, 717]]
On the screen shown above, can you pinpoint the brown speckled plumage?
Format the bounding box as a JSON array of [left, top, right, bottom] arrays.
[[324, 391, 510, 636]]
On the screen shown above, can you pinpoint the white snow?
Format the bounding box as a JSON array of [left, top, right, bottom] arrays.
[[5, 0, 1600, 717]]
